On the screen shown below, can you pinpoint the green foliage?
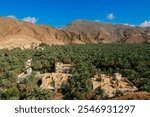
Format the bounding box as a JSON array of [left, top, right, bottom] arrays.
[[26, 86, 54, 100], [95, 87, 105, 99], [0, 43, 150, 100], [0, 86, 19, 100], [17, 73, 39, 99], [62, 72, 93, 100], [115, 90, 124, 97]]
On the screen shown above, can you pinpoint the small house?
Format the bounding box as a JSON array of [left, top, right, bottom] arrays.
[[55, 62, 72, 74]]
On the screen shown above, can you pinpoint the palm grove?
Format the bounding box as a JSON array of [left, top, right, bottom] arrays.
[[0, 43, 150, 100]]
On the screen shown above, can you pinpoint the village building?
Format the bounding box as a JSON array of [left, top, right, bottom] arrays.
[[39, 73, 72, 91], [92, 73, 138, 98], [39, 62, 73, 91], [55, 62, 73, 74], [17, 60, 138, 99]]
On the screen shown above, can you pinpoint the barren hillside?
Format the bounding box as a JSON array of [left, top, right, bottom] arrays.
[[0, 17, 69, 49], [0, 17, 150, 49], [63, 20, 150, 43]]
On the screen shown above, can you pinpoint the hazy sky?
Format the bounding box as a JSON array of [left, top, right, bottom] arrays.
[[0, 0, 150, 27]]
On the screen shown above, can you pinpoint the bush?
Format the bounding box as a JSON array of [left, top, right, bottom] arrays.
[[1, 86, 19, 100], [115, 90, 124, 97]]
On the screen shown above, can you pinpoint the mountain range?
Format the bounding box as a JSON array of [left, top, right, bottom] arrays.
[[0, 17, 150, 49]]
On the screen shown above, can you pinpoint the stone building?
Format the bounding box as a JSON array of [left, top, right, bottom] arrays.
[[92, 73, 138, 98], [55, 62, 72, 74], [39, 73, 72, 91]]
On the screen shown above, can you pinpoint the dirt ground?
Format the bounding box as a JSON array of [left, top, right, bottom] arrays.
[[53, 93, 64, 100], [112, 92, 150, 100]]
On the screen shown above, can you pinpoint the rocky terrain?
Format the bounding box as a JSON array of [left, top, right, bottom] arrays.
[[0, 17, 150, 49]]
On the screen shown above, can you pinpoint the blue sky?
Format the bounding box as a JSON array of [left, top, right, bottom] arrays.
[[0, 0, 150, 27]]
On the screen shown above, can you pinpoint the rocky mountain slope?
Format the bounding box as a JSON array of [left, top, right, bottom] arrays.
[[0, 17, 150, 49], [63, 20, 150, 43]]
